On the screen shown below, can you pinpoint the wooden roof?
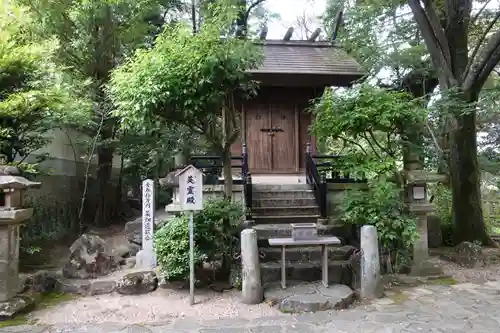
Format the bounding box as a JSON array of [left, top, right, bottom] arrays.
[[249, 40, 364, 87]]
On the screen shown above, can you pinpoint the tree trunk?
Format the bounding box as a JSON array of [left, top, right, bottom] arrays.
[[93, 125, 115, 227], [222, 147, 233, 200], [449, 110, 493, 245]]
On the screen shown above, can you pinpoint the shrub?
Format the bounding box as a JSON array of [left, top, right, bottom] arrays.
[[340, 179, 418, 272], [429, 184, 453, 245], [154, 198, 243, 281], [20, 195, 77, 257]]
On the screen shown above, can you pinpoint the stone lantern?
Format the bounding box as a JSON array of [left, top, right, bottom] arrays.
[[0, 166, 40, 302]]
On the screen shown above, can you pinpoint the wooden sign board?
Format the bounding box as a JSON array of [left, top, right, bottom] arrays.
[[176, 165, 204, 211]]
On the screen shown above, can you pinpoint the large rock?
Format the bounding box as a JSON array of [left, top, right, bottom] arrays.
[[124, 220, 142, 245], [124, 210, 173, 246], [453, 241, 483, 268], [265, 282, 355, 313], [62, 234, 118, 279], [116, 271, 158, 295], [0, 294, 35, 320]]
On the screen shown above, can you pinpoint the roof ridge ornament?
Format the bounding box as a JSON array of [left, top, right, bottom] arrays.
[[283, 27, 294, 41]]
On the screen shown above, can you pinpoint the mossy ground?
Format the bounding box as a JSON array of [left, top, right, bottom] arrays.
[[427, 276, 457, 285], [0, 292, 78, 328]]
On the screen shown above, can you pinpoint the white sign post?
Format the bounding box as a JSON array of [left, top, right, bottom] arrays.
[[176, 165, 204, 305], [136, 179, 157, 269]]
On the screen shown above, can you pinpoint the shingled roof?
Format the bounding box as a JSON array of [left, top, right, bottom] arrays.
[[249, 40, 364, 78]]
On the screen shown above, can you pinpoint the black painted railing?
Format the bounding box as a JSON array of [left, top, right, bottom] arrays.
[[189, 154, 243, 185], [242, 143, 252, 220], [189, 144, 252, 219], [305, 143, 367, 218], [305, 143, 328, 218]]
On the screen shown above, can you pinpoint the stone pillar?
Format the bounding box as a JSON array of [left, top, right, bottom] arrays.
[[406, 172, 446, 276], [240, 229, 263, 304], [0, 166, 40, 302], [0, 224, 20, 301], [360, 225, 381, 299]]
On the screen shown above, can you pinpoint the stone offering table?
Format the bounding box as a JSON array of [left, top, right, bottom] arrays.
[[268, 236, 341, 289], [0, 166, 40, 302]]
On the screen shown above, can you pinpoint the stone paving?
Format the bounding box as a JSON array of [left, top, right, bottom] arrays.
[[4, 281, 500, 332]]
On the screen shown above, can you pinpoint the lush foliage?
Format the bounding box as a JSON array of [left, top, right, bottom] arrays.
[[0, 6, 89, 165], [340, 180, 418, 251], [154, 199, 243, 281], [110, 3, 262, 131], [110, 1, 263, 199], [312, 83, 422, 265]]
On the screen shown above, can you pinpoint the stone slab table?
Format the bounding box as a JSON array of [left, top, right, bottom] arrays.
[[268, 236, 341, 289]]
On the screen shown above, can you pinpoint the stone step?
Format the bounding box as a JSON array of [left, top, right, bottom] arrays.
[[253, 215, 320, 225], [253, 223, 334, 239], [253, 190, 315, 200], [260, 245, 355, 263], [252, 198, 317, 208], [252, 206, 319, 217], [261, 260, 351, 285], [252, 184, 311, 192]]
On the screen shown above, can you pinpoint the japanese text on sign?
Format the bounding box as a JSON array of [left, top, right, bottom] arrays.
[[142, 179, 155, 248], [178, 165, 203, 211]]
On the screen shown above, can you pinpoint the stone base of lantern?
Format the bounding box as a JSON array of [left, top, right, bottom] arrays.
[[0, 224, 21, 302], [0, 293, 35, 320], [409, 259, 444, 277]]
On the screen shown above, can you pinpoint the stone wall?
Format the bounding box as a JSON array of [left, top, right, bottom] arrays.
[[325, 183, 368, 243], [326, 183, 368, 222], [202, 185, 244, 203]]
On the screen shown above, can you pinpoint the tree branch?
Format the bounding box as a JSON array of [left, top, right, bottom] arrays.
[[463, 26, 500, 94], [245, 0, 267, 21], [472, 0, 493, 26], [407, 0, 456, 85], [422, 0, 452, 65], [360, 133, 384, 160], [338, 135, 368, 156], [463, 11, 500, 85], [368, 129, 392, 157]]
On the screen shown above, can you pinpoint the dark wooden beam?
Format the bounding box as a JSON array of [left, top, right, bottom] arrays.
[[308, 28, 321, 41], [283, 27, 294, 41], [259, 25, 268, 40]]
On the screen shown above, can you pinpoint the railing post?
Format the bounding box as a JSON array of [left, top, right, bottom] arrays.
[[320, 172, 327, 219], [242, 142, 247, 183], [245, 172, 253, 220], [305, 142, 311, 184]]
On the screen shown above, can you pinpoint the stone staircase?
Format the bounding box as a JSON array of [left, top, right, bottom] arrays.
[[250, 184, 354, 286]]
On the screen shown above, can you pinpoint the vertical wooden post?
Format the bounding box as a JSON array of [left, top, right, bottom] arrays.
[[320, 172, 327, 219]]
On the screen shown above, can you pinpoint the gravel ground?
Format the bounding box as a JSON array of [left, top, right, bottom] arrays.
[[29, 288, 283, 325], [429, 248, 500, 283]]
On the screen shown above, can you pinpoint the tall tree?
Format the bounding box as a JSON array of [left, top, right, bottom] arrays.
[[408, 0, 500, 244], [21, 0, 183, 226], [0, 4, 89, 167], [109, 1, 262, 199]]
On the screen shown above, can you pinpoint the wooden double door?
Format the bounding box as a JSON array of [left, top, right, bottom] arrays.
[[246, 103, 298, 173]]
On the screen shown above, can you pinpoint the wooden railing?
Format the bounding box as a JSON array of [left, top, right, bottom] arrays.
[[305, 143, 367, 218]]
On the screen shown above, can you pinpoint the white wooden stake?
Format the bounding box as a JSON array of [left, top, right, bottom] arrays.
[[189, 211, 195, 305]]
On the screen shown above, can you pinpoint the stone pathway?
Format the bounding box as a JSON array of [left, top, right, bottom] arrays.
[[4, 281, 500, 332]]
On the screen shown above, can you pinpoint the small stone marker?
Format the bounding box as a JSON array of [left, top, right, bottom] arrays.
[[240, 228, 263, 304], [360, 225, 381, 299], [136, 179, 157, 269], [176, 165, 204, 305]]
